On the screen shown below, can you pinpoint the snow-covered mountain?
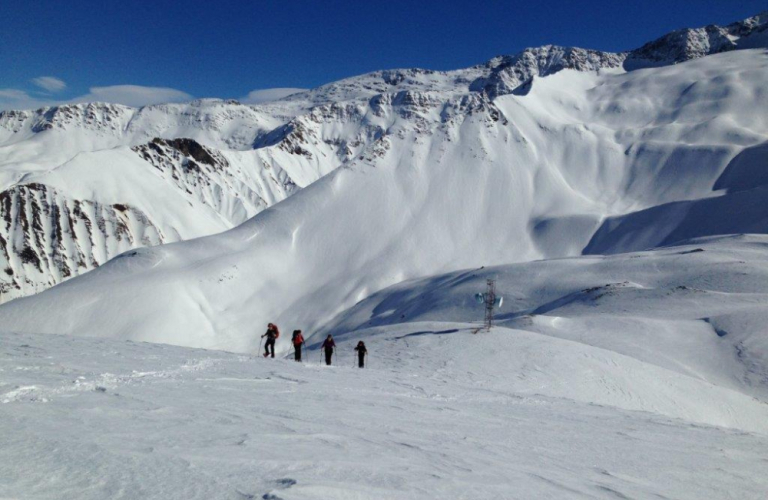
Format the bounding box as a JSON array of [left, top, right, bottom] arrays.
[[0, 99, 345, 298], [1, 10, 767, 351], [0, 12, 765, 301], [3, 12, 768, 498]]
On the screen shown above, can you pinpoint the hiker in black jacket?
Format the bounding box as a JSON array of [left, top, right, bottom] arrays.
[[354, 341, 367, 368], [261, 323, 279, 358], [321, 335, 335, 366]]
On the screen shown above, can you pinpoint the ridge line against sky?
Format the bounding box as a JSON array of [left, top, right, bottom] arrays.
[[1, 1, 765, 111]]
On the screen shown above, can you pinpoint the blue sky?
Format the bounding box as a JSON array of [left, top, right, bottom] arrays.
[[1, 1, 765, 109]]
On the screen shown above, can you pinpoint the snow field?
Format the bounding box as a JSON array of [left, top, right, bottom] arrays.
[[2, 328, 767, 500], [4, 234, 768, 497]]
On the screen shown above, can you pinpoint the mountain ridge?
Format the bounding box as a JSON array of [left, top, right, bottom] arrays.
[[0, 45, 766, 351], [0, 11, 765, 303]]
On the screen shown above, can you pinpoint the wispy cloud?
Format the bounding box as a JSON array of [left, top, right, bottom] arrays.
[[0, 84, 194, 111], [0, 84, 306, 112], [31, 76, 67, 93], [0, 89, 33, 100], [71, 85, 193, 107], [0, 89, 49, 111], [242, 88, 306, 104]]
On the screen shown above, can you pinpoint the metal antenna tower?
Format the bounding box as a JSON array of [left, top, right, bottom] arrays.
[[483, 279, 496, 331]]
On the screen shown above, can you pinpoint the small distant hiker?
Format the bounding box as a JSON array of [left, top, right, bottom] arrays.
[[354, 341, 367, 368], [261, 323, 279, 358], [292, 329, 305, 362], [321, 334, 336, 366]]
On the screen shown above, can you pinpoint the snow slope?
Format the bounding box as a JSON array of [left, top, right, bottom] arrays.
[[2, 41, 768, 353], [2, 324, 768, 500], [3, 228, 768, 413], [323, 235, 768, 418], [0, 100, 339, 299], [0, 12, 765, 300]]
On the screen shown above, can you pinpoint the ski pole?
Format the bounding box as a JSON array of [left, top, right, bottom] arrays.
[[258, 337, 263, 358]]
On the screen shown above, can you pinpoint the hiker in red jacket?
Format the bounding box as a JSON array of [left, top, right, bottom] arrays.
[[261, 323, 279, 358], [321, 334, 335, 366], [292, 330, 305, 362]]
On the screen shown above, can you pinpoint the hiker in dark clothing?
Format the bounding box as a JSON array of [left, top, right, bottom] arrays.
[[321, 334, 335, 366], [354, 341, 367, 368], [292, 330, 305, 362], [261, 323, 279, 358]]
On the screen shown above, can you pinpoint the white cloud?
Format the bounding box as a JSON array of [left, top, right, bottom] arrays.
[[242, 88, 307, 104], [71, 85, 193, 107], [0, 85, 194, 112], [0, 83, 310, 112], [0, 89, 32, 100], [31, 76, 67, 92], [0, 89, 49, 111], [0, 83, 307, 112]]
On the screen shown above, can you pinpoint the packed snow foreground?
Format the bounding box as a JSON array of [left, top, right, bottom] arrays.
[[2, 11, 768, 499]]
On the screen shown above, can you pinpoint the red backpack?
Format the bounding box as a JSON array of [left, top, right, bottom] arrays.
[[273, 325, 280, 339]]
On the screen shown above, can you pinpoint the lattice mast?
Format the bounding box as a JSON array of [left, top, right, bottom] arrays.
[[483, 279, 496, 330]]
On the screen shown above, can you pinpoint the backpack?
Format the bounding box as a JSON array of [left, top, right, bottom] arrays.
[[273, 326, 280, 339], [292, 331, 304, 345]]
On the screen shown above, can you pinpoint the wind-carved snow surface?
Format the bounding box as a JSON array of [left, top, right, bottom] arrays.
[[0, 12, 766, 300], [2, 257, 768, 499], [323, 236, 768, 426]]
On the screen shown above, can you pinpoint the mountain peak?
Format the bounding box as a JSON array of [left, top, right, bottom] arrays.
[[626, 10, 768, 65]]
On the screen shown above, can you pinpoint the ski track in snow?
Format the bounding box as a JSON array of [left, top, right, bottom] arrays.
[[1, 355, 216, 404]]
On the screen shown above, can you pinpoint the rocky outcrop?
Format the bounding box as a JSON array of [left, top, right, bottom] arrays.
[[0, 103, 134, 135], [471, 46, 625, 99], [627, 11, 768, 66], [0, 183, 163, 300], [467, 11, 768, 100], [133, 137, 298, 224]]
